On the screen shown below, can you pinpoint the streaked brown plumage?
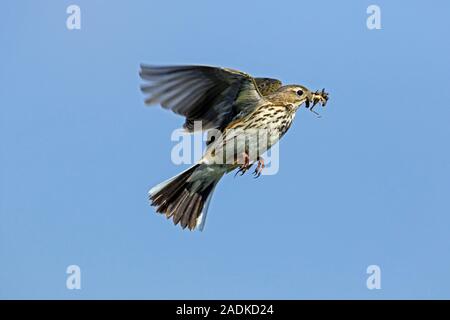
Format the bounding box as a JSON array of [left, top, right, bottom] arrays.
[[140, 65, 328, 230]]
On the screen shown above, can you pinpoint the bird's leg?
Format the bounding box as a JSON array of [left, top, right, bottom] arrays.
[[253, 156, 265, 178], [235, 152, 251, 176]]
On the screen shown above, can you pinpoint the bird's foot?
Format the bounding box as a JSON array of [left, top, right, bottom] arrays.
[[253, 156, 265, 178], [235, 152, 251, 177]]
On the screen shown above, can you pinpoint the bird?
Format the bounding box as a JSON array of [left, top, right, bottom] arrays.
[[139, 65, 329, 231]]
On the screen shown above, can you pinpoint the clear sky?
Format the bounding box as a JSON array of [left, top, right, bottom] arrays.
[[1, 0, 450, 299]]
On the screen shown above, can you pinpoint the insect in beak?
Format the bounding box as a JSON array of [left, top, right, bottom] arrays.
[[306, 88, 329, 118], [305, 98, 310, 109]]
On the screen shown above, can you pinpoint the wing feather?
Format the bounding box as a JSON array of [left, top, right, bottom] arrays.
[[139, 64, 266, 131]]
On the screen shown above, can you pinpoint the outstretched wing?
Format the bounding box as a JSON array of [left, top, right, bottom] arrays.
[[140, 65, 265, 131]]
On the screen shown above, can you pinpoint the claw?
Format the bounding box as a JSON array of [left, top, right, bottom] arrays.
[[253, 156, 265, 178], [235, 167, 246, 177], [235, 152, 251, 177]]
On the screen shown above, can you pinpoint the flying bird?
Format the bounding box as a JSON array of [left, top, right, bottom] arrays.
[[140, 65, 329, 231]]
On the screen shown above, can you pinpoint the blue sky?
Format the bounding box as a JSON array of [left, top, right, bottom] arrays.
[[1, 0, 450, 299]]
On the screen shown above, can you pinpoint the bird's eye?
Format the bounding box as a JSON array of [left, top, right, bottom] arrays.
[[296, 89, 304, 96]]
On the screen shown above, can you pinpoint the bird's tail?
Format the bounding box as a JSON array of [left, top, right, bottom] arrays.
[[149, 164, 225, 231]]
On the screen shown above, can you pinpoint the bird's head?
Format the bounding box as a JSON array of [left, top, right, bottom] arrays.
[[268, 85, 329, 115]]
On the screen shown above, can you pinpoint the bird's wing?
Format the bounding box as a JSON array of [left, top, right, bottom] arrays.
[[254, 78, 283, 96], [140, 65, 265, 131]]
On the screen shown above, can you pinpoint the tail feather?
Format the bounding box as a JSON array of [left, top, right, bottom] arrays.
[[196, 183, 217, 230], [149, 164, 222, 230]]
